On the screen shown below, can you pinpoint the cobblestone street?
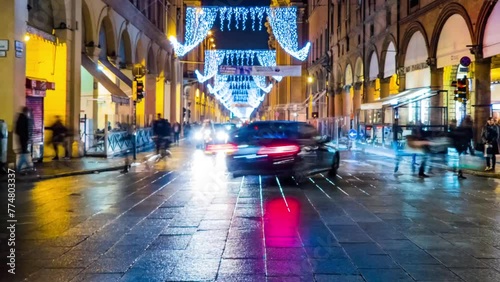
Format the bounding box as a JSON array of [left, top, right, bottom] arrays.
[[1, 145, 500, 281]]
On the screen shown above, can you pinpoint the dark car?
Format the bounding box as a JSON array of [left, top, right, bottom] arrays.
[[225, 121, 340, 181]]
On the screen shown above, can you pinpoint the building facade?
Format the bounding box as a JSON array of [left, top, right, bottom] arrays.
[[309, 0, 500, 147], [261, 0, 309, 122], [0, 0, 226, 163]]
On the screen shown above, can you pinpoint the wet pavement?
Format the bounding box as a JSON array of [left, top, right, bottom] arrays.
[[1, 145, 500, 281]]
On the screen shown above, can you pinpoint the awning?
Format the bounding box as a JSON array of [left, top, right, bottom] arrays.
[[81, 54, 130, 105], [360, 87, 435, 110], [99, 58, 133, 88]]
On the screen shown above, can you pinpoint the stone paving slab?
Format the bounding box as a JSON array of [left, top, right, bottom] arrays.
[[3, 145, 500, 281]]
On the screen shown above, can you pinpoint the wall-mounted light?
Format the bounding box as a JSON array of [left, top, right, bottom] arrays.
[[307, 76, 314, 83], [24, 34, 30, 42]]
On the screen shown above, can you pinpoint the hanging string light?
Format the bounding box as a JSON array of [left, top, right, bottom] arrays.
[[195, 50, 279, 83], [169, 7, 217, 57], [267, 7, 311, 61], [171, 7, 310, 61]]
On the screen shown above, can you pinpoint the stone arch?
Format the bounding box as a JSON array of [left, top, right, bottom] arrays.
[[98, 15, 117, 58], [147, 46, 157, 75], [400, 21, 430, 68], [335, 64, 344, 89], [135, 35, 146, 65], [380, 35, 397, 78], [81, 0, 95, 47], [429, 2, 474, 61], [118, 27, 133, 66], [435, 14, 473, 68], [404, 31, 431, 89], [345, 63, 354, 86], [354, 57, 364, 83], [156, 48, 164, 77], [50, 0, 69, 29], [368, 49, 379, 81], [478, 1, 500, 58]]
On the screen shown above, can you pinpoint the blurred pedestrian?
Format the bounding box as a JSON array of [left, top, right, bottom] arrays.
[[45, 116, 68, 160], [14, 107, 32, 172], [173, 121, 181, 145], [481, 117, 499, 171], [461, 115, 474, 155]]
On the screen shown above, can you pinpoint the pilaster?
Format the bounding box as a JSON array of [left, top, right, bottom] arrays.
[[380, 77, 391, 99], [473, 58, 491, 145]]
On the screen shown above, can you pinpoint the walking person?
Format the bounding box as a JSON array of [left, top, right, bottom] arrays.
[[481, 117, 499, 171], [45, 116, 68, 160], [14, 107, 32, 173], [173, 121, 181, 145], [461, 115, 475, 155]]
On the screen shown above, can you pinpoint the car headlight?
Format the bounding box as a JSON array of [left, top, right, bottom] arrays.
[[195, 131, 203, 139], [217, 131, 228, 141]]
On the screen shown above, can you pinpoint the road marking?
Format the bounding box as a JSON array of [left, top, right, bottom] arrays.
[[259, 175, 268, 276], [308, 177, 332, 199], [275, 176, 291, 212], [319, 173, 349, 196]]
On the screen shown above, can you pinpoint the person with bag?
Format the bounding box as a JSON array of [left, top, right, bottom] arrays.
[[481, 117, 499, 171]]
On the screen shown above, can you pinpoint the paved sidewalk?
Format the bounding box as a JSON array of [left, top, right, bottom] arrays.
[[354, 143, 500, 178], [1, 149, 162, 182]]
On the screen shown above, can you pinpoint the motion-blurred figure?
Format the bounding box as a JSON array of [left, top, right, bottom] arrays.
[[461, 115, 474, 155], [173, 121, 181, 145], [45, 116, 68, 160], [14, 107, 32, 172]]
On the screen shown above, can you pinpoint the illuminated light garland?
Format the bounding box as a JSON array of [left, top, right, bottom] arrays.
[[172, 7, 310, 61], [267, 7, 311, 61], [196, 50, 280, 83], [252, 75, 273, 93], [256, 51, 283, 82], [170, 7, 217, 57], [195, 50, 225, 82]]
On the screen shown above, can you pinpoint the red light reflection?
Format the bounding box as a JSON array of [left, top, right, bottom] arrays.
[[264, 197, 301, 244]]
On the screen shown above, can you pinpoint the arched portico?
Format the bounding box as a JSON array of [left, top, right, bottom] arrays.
[[367, 50, 380, 102]]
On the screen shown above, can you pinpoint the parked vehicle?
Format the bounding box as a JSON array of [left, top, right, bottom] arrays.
[[225, 121, 340, 181]]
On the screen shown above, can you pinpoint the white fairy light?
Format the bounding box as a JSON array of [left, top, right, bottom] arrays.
[[195, 50, 225, 82], [256, 50, 283, 82], [172, 7, 310, 61], [170, 7, 217, 57], [267, 7, 311, 61]]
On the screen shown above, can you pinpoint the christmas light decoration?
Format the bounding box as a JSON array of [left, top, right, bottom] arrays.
[[196, 50, 280, 83], [172, 7, 310, 61], [267, 7, 310, 61], [252, 75, 273, 93], [256, 51, 283, 82], [169, 7, 217, 57]]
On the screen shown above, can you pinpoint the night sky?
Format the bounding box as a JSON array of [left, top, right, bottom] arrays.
[[201, 0, 271, 50]]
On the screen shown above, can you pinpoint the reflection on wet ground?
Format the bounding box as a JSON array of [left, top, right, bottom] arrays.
[[1, 146, 500, 281]]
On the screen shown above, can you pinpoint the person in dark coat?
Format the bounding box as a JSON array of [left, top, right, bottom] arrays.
[[15, 107, 31, 171], [481, 117, 499, 171], [461, 115, 474, 155], [46, 116, 68, 160]]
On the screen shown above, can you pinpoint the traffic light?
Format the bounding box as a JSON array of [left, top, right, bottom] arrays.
[[136, 80, 144, 101], [187, 109, 191, 119], [312, 112, 318, 119], [183, 107, 186, 118], [454, 77, 469, 102]]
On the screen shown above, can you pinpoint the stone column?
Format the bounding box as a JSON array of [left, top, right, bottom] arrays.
[[86, 47, 101, 131], [56, 0, 82, 155], [380, 77, 391, 99], [430, 67, 444, 127], [353, 82, 363, 128], [366, 81, 376, 102], [334, 90, 343, 118], [0, 0, 28, 164], [343, 86, 351, 121], [473, 58, 491, 145]]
